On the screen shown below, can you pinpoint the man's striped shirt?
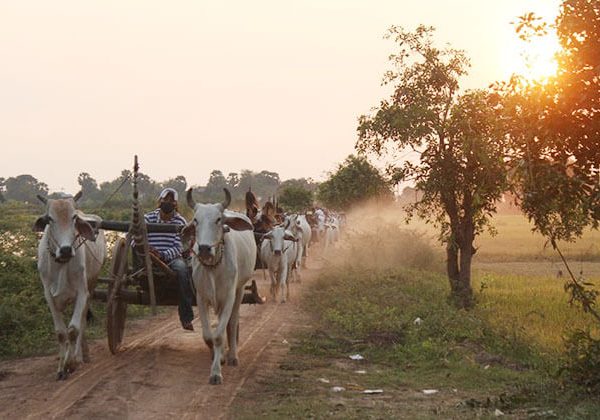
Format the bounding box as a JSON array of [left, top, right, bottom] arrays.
[[144, 209, 187, 263]]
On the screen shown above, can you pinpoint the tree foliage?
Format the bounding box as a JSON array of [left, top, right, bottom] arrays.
[[357, 26, 509, 308], [3, 175, 49, 203], [317, 155, 392, 210], [496, 0, 599, 241], [279, 186, 313, 212]]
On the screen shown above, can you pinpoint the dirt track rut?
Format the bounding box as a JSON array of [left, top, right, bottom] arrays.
[[0, 265, 317, 419]]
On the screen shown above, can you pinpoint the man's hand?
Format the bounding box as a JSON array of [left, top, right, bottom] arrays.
[[148, 247, 161, 259]]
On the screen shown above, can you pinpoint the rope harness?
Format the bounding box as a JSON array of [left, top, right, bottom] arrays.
[[45, 227, 87, 262], [190, 237, 225, 269]]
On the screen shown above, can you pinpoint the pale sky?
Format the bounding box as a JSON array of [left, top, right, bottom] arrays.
[[1, 0, 559, 193]]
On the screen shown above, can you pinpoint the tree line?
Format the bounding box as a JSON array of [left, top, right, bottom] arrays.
[[0, 157, 393, 212]]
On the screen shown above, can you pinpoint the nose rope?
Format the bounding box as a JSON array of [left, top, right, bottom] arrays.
[[191, 238, 225, 268], [46, 228, 85, 260]]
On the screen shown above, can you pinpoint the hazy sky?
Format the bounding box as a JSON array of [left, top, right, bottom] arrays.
[[1, 0, 559, 193]]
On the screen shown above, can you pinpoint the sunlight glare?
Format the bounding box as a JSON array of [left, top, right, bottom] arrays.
[[515, 33, 560, 82]]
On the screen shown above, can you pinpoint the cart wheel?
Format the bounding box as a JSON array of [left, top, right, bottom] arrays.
[[107, 238, 128, 354]]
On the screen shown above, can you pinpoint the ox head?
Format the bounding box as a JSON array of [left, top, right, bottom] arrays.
[[183, 188, 253, 264], [33, 192, 95, 263], [263, 226, 297, 257]]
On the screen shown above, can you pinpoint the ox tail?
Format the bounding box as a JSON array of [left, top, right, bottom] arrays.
[[131, 156, 146, 256]]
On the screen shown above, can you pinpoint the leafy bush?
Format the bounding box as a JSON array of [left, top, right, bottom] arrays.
[[561, 330, 600, 391], [0, 252, 55, 357]]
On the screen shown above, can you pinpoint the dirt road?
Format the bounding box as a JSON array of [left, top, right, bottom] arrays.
[[0, 264, 317, 419]]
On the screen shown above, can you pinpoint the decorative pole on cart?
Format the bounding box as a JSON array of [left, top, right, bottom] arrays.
[[131, 155, 158, 314]]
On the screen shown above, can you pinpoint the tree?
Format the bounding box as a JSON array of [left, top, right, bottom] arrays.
[[4, 175, 49, 203], [77, 172, 100, 203], [280, 178, 319, 193], [204, 170, 228, 201], [226, 172, 239, 190], [162, 175, 187, 199], [497, 0, 600, 241], [255, 170, 280, 200], [98, 170, 133, 206], [317, 155, 392, 210], [279, 186, 313, 212], [357, 26, 508, 309]]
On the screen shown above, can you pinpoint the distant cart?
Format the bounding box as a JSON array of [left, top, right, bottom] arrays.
[[92, 157, 264, 354]]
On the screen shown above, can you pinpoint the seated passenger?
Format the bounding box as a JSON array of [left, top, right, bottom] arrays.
[[144, 188, 194, 331]]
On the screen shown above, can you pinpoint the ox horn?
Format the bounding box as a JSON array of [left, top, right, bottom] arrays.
[[222, 188, 231, 209], [36, 194, 48, 205], [73, 190, 83, 202], [186, 188, 196, 209]]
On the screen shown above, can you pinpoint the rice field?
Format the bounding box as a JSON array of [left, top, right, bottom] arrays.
[[345, 204, 600, 356]]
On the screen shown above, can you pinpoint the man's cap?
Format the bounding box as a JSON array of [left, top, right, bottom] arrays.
[[158, 188, 178, 201]]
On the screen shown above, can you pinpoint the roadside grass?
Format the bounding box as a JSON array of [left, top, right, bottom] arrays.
[[473, 271, 600, 356], [234, 224, 600, 419]]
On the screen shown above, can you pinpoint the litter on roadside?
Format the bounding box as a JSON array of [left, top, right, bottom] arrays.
[[363, 389, 383, 394], [494, 409, 505, 416], [331, 386, 345, 392], [413, 317, 423, 325], [422, 389, 439, 395], [349, 354, 364, 360], [354, 370, 367, 374], [317, 378, 330, 383], [282, 339, 289, 344]]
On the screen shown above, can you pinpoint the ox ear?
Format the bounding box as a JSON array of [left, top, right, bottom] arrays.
[[284, 233, 297, 242], [32, 215, 50, 232], [73, 190, 83, 202], [223, 216, 253, 232], [180, 223, 196, 244], [75, 217, 96, 241]]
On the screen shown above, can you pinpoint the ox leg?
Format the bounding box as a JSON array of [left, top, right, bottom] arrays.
[[210, 286, 239, 384], [65, 280, 89, 372], [268, 268, 277, 303], [81, 302, 91, 363], [302, 244, 308, 269], [41, 283, 68, 380], [294, 247, 303, 282], [196, 295, 221, 383], [226, 288, 244, 366], [280, 268, 288, 304]]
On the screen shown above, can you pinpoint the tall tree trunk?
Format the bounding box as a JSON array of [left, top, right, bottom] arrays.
[[446, 242, 460, 292], [446, 225, 475, 309], [456, 242, 475, 309]]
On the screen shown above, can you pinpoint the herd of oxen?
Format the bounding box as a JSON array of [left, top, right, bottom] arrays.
[[32, 188, 344, 384]]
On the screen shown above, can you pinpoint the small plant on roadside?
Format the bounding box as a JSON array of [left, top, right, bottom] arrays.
[[561, 329, 600, 392]]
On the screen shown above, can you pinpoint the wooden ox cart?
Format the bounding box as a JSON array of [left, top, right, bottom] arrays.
[[91, 157, 264, 354]]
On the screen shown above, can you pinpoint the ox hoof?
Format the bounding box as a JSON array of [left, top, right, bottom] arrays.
[[57, 371, 69, 381], [209, 374, 223, 385], [227, 357, 239, 366]]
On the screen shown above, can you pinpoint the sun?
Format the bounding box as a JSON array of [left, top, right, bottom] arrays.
[[506, 32, 561, 83]]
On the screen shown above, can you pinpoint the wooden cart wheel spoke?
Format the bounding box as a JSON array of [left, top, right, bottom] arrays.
[[107, 237, 128, 354]]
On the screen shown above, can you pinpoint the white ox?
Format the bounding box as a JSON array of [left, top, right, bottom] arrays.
[[292, 214, 312, 268], [324, 215, 340, 250], [260, 225, 297, 303], [33, 193, 106, 380], [183, 188, 256, 385]]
